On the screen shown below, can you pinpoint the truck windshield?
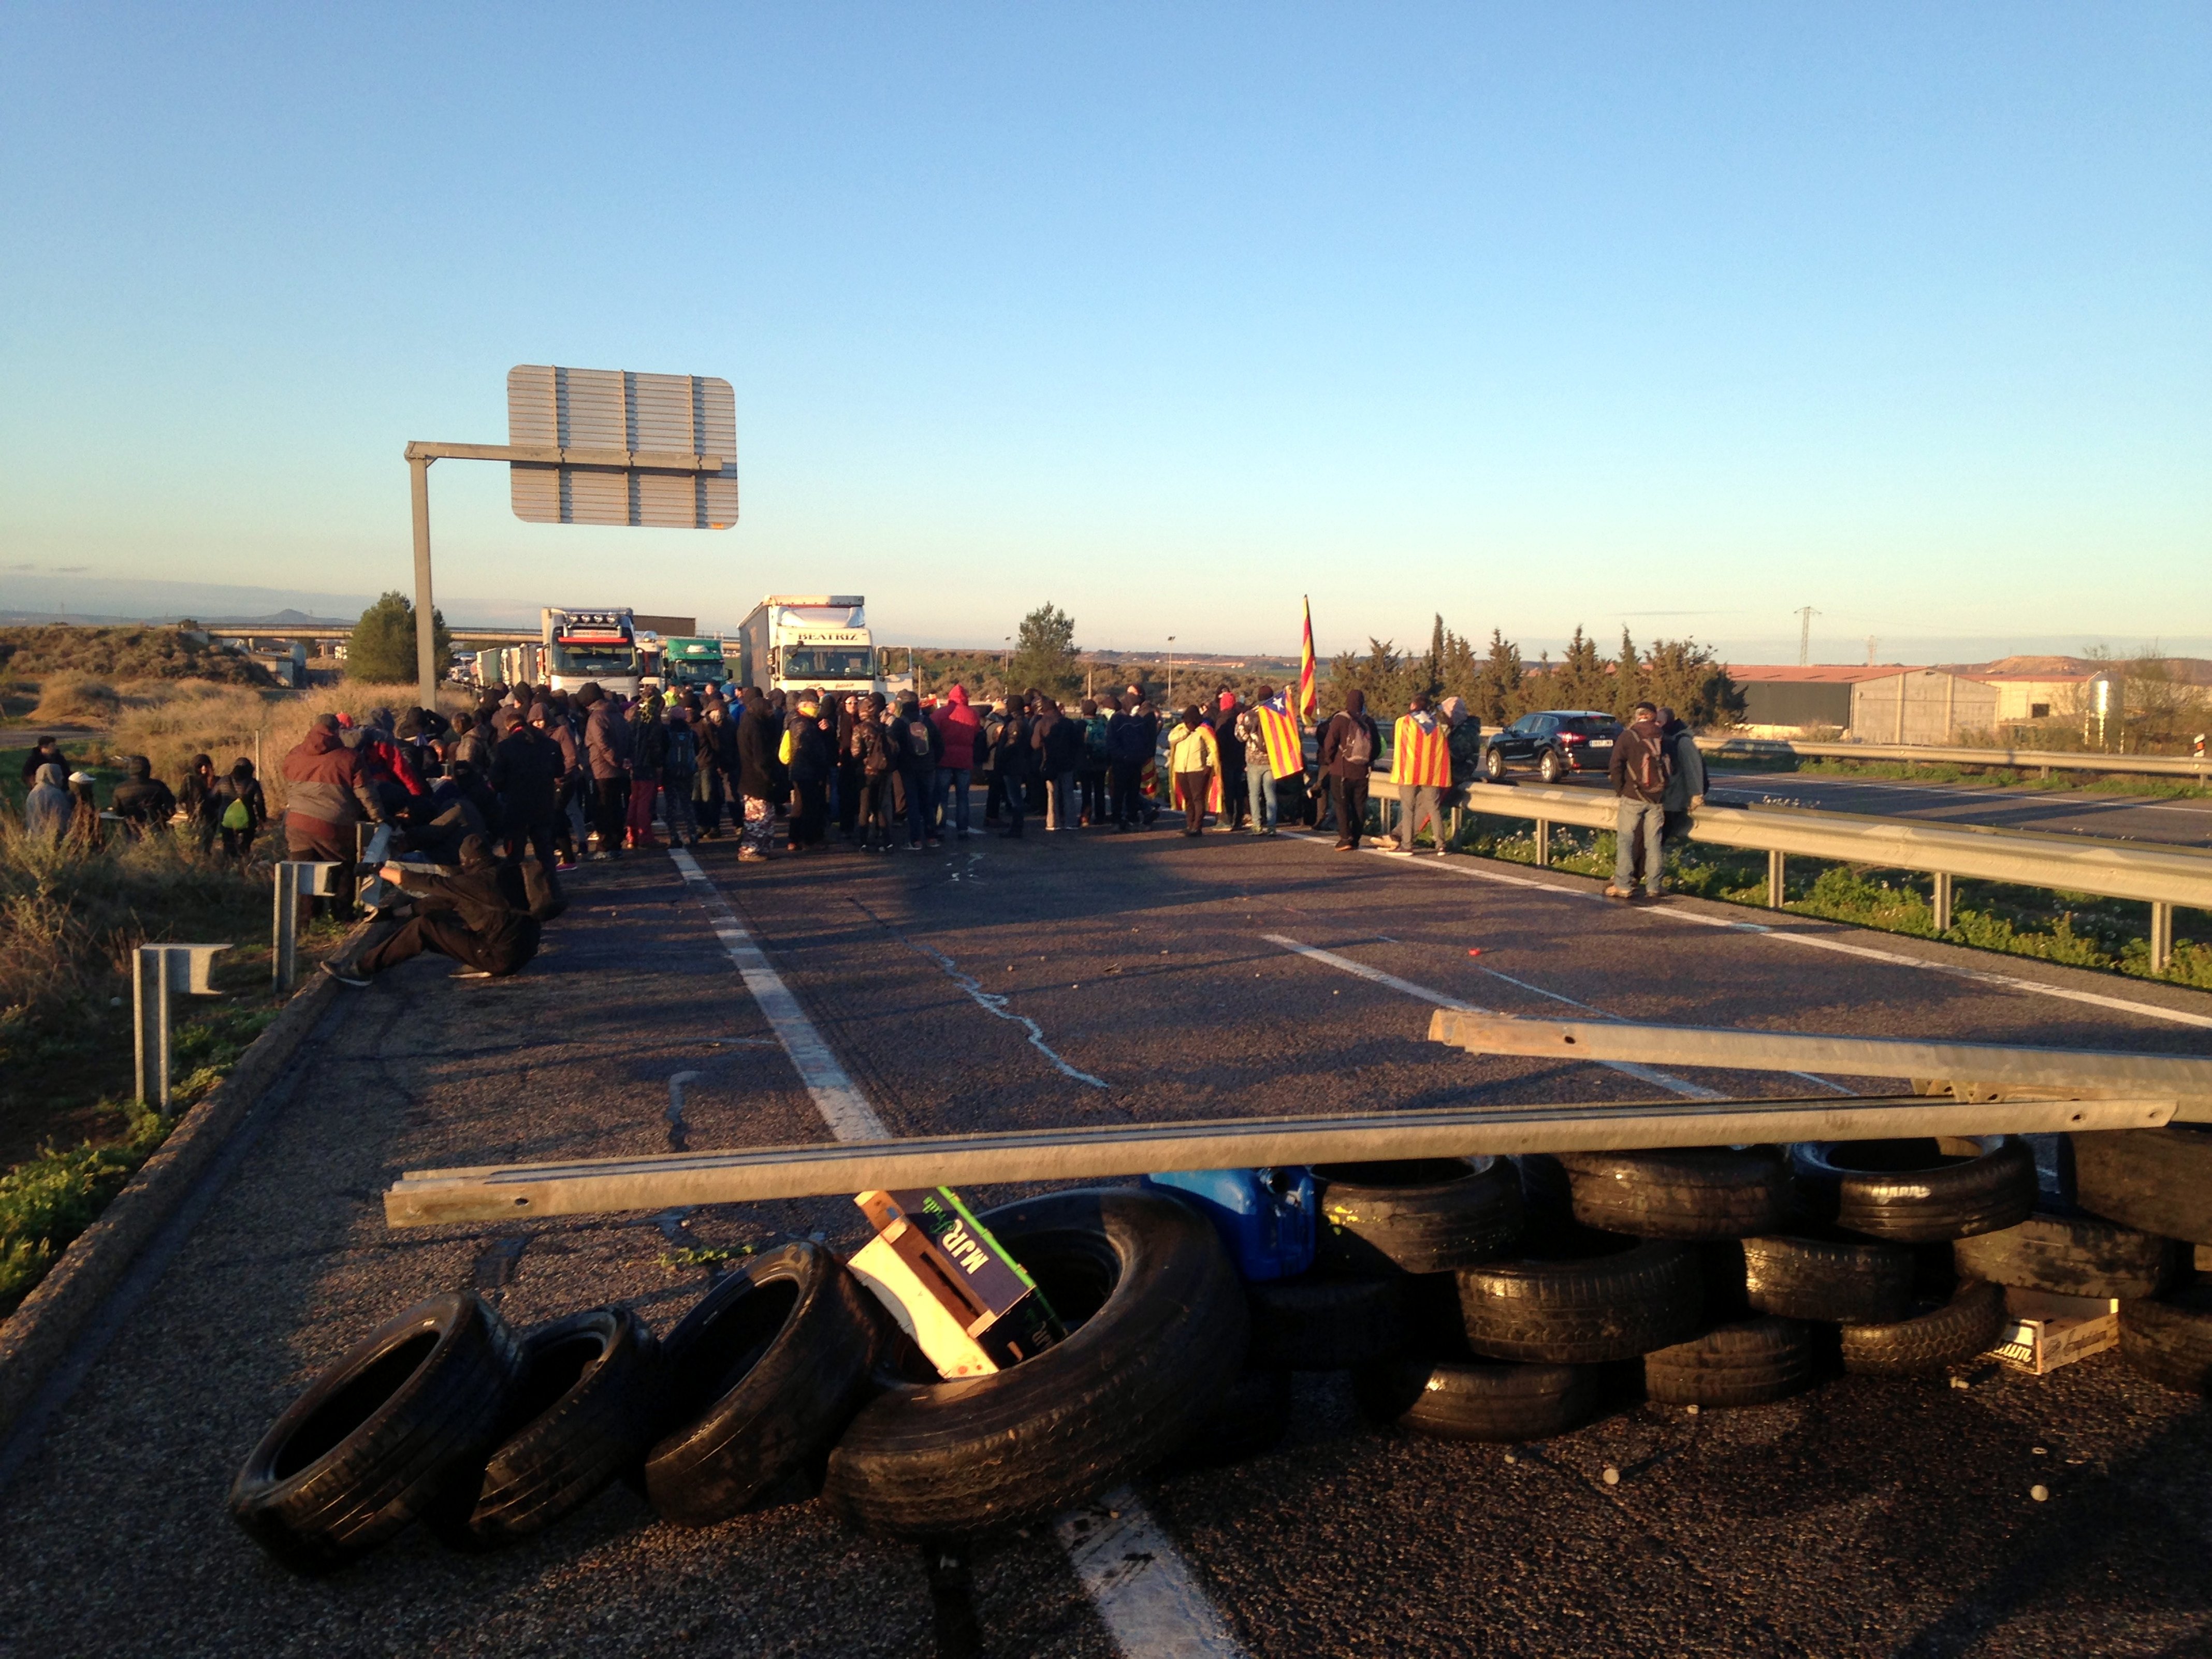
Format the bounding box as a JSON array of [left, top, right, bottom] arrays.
[[782, 647, 872, 681], [666, 658, 723, 686], [549, 641, 638, 677]]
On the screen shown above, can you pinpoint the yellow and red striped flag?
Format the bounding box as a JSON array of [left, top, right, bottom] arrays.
[[1298, 596, 1318, 722]]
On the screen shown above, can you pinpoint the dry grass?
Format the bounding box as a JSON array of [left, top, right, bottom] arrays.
[[30, 672, 120, 725], [0, 624, 273, 685]]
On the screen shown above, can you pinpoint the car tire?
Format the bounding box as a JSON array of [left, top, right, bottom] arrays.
[[436, 1306, 663, 1548], [1314, 1157, 1523, 1274], [1354, 1354, 1600, 1442], [645, 1242, 891, 1526], [2073, 1128, 2212, 1244], [1730, 1232, 1917, 1323], [1643, 1317, 1814, 1407], [1953, 1210, 2180, 1300], [824, 1190, 1248, 1538], [228, 1291, 520, 1575], [2119, 1283, 2212, 1394], [1839, 1279, 2006, 1376], [1484, 747, 1507, 782], [1538, 750, 1562, 784], [1246, 1270, 1411, 1371], [1791, 1137, 2036, 1242], [1457, 1235, 1702, 1364], [1558, 1147, 1793, 1241]]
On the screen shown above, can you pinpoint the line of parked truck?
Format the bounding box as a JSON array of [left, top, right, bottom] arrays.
[[462, 596, 908, 703]]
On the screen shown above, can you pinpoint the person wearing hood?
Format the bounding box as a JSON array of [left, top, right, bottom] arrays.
[[891, 693, 944, 849], [695, 696, 736, 838], [1607, 701, 1672, 901], [734, 688, 782, 861], [22, 762, 71, 845], [847, 691, 895, 851], [492, 705, 565, 873], [282, 715, 383, 918], [1388, 694, 1451, 857], [1105, 694, 1155, 832], [933, 683, 983, 839], [661, 704, 701, 848], [990, 698, 1034, 838], [576, 682, 630, 860], [1211, 689, 1248, 831], [783, 696, 834, 851], [626, 694, 668, 851], [1318, 689, 1380, 852], [178, 753, 221, 852], [1440, 696, 1485, 789], [111, 755, 178, 837], [1166, 705, 1220, 836], [209, 758, 268, 863], [325, 834, 540, 986]]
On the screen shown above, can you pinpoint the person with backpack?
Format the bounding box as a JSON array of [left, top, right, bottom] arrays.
[[661, 705, 701, 848], [1607, 700, 1672, 900], [891, 692, 943, 849], [991, 701, 1035, 838], [1106, 694, 1155, 832], [209, 758, 267, 864], [1078, 698, 1112, 827], [1318, 689, 1379, 851], [848, 692, 895, 852]]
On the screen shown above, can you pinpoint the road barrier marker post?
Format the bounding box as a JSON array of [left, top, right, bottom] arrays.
[[1535, 819, 1551, 868], [133, 943, 230, 1110], [271, 862, 340, 991], [2151, 902, 2174, 973], [1767, 848, 1786, 908], [1933, 871, 1955, 933]]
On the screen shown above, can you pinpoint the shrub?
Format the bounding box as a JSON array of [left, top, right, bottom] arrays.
[[30, 671, 120, 724], [0, 625, 272, 685]]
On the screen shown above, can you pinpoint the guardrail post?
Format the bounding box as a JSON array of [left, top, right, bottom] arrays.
[[1535, 819, 1551, 869], [1932, 872, 1954, 934], [134, 943, 231, 1109], [273, 862, 341, 991], [2151, 902, 2174, 974], [1767, 849, 1786, 909]]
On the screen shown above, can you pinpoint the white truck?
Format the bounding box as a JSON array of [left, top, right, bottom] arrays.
[[736, 596, 887, 698], [542, 607, 642, 698]]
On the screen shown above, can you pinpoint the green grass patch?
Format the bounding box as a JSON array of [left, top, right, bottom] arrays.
[[0, 1098, 170, 1316], [1709, 755, 2212, 802]]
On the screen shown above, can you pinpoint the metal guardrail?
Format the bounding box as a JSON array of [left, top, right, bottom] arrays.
[[1369, 778, 2207, 970], [1697, 735, 2211, 781]]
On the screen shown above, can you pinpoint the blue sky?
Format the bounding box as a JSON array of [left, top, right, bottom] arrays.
[[2, 4, 2205, 662]]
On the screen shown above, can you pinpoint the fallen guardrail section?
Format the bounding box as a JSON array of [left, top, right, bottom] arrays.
[[1696, 735, 2212, 782], [1370, 778, 2211, 969]]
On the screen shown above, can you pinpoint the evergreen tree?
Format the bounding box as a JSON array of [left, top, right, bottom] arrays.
[[1008, 602, 1083, 701], [1551, 626, 1610, 710], [1471, 629, 1524, 726], [1613, 627, 1646, 718], [346, 591, 451, 683], [1642, 638, 1746, 728]]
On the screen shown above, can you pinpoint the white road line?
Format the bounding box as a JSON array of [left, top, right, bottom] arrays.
[[1260, 933, 1722, 1100], [1059, 1492, 1252, 1659], [668, 846, 887, 1139], [1279, 830, 2212, 1031], [671, 847, 1241, 1658]]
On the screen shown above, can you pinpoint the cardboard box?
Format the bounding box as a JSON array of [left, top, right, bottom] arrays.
[[845, 1235, 998, 1379], [1984, 1287, 2120, 1376], [852, 1189, 1065, 1373]]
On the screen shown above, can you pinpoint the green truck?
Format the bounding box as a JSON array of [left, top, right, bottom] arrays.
[[661, 636, 727, 690]]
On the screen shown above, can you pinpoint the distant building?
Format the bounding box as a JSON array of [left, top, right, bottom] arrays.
[[1726, 661, 2095, 743], [1724, 666, 1913, 737]]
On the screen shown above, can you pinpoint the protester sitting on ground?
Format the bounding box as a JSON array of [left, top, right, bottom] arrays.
[[283, 714, 384, 920], [1166, 705, 1220, 837], [1441, 696, 1484, 787], [19, 737, 64, 789], [1607, 700, 1672, 901], [66, 771, 103, 849], [110, 755, 177, 837], [209, 758, 267, 864], [22, 762, 71, 845], [324, 834, 541, 986]]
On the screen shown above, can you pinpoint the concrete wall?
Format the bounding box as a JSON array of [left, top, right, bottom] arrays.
[[1850, 670, 2000, 744]]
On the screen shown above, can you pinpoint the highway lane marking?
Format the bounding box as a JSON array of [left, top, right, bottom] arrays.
[[1261, 933, 1723, 1099], [1277, 831, 2212, 1031], [668, 847, 889, 1139], [848, 899, 1107, 1088], [673, 848, 1244, 1658]]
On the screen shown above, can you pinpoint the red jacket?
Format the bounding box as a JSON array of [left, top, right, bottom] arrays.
[[282, 726, 382, 833], [934, 686, 983, 770]]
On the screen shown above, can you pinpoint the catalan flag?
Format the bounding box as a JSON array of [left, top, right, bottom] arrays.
[[1298, 596, 1318, 722]]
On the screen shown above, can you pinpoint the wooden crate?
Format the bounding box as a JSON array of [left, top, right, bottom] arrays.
[[1984, 1287, 2119, 1376]]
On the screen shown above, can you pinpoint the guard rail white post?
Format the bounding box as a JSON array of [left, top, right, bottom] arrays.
[[2151, 903, 2174, 974], [133, 943, 231, 1110], [272, 862, 341, 991], [1767, 848, 1785, 909], [1535, 819, 1551, 868], [1933, 871, 1954, 934]]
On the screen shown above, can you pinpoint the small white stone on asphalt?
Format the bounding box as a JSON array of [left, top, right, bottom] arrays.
[[1603, 1467, 1620, 1486], [1950, 1375, 1970, 1390], [2031, 1446, 2047, 1456], [2031, 1485, 2049, 1502], [1502, 1453, 1516, 1464], [1685, 1404, 1699, 1416]]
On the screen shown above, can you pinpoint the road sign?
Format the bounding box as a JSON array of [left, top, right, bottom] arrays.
[[505, 364, 738, 529]]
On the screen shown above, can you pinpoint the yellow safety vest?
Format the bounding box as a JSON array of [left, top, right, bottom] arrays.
[[1255, 705, 1303, 780], [1392, 716, 1450, 787]]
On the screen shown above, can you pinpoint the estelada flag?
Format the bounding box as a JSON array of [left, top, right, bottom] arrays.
[[1298, 596, 1318, 722]]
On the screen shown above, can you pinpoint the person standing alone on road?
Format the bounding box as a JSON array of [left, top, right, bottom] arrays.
[[1608, 701, 1672, 900], [1389, 694, 1451, 857], [1318, 690, 1378, 851]]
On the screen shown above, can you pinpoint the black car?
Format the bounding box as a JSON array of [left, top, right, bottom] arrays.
[[1481, 709, 1620, 783]]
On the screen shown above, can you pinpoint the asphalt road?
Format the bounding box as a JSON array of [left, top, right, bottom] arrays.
[[1694, 767, 2212, 849], [3, 814, 2210, 1658]]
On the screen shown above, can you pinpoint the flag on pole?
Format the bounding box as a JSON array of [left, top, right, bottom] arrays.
[[1298, 596, 1318, 722]]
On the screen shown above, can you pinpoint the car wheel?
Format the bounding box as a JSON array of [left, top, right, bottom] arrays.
[[1537, 750, 1562, 784], [1483, 747, 1506, 782]]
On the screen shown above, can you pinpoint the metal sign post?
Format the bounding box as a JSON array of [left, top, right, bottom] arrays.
[[134, 944, 231, 1110], [403, 365, 739, 712]]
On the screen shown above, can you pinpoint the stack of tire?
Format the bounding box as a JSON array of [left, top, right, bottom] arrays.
[[229, 1189, 1249, 1570], [2047, 1126, 2212, 1394]]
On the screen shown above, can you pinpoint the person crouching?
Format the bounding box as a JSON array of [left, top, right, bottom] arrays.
[[323, 835, 540, 986]]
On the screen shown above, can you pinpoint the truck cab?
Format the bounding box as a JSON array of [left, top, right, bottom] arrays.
[[543, 607, 642, 699], [738, 596, 884, 698]]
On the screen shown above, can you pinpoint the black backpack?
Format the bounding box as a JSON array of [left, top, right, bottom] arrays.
[[1338, 717, 1373, 767]]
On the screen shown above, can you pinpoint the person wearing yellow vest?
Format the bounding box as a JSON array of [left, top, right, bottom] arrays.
[[1234, 684, 1303, 837], [1166, 705, 1221, 836], [1389, 694, 1452, 857]]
